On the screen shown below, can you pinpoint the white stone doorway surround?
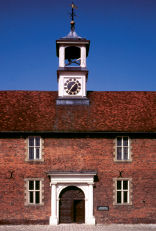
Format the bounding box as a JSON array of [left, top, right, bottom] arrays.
[[47, 171, 96, 225]]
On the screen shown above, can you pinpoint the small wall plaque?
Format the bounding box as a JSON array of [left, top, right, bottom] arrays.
[[97, 206, 109, 211]]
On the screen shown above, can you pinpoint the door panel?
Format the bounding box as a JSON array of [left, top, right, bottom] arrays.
[[59, 186, 85, 224], [73, 200, 85, 223]]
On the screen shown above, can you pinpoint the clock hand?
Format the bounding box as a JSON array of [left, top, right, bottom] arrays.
[[69, 82, 77, 92]]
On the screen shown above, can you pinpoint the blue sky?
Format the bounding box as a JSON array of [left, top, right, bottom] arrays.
[[0, 0, 156, 91]]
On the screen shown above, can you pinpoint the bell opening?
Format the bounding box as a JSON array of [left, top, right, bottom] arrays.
[[65, 46, 80, 66]]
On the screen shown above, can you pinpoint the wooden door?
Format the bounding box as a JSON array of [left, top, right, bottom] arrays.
[[59, 186, 85, 224], [73, 200, 85, 223]]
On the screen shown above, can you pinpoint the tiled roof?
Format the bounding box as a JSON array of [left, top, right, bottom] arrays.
[[0, 91, 156, 133]]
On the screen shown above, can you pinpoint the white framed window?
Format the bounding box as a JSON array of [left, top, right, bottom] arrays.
[[24, 178, 44, 206], [116, 137, 130, 160], [28, 180, 41, 204], [28, 137, 41, 160], [115, 179, 131, 205]]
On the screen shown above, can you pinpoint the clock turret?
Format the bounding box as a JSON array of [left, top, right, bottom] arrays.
[[56, 2, 90, 105]]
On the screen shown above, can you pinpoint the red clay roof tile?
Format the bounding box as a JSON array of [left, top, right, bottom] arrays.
[[0, 91, 156, 132]]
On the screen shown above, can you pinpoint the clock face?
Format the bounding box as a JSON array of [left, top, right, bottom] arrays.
[[64, 78, 81, 95]]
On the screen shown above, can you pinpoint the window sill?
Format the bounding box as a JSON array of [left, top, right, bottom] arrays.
[[24, 203, 44, 207], [25, 159, 44, 162], [113, 202, 132, 206], [114, 159, 132, 163]]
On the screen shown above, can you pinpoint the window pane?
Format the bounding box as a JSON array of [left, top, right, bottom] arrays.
[[123, 180, 128, 190], [29, 147, 34, 159], [29, 181, 34, 190], [117, 191, 121, 203], [29, 191, 34, 203], [123, 147, 128, 160], [36, 191, 40, 204], [124, 191, 128, 203], [29, 137, 34, 146], [117, 180, 121, 189], [117, 137, 122, 146], [35, 137, 40, 146], [35, 181, 40, 190], [123, 137, 128, 146], [36, 148, 40, 159], [117, 147, 122, 160]]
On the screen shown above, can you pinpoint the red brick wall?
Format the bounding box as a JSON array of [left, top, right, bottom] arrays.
[[0, 136, 156, 224]]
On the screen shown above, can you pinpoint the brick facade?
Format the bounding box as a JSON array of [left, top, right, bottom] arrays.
[[0, 135, 156, 224]]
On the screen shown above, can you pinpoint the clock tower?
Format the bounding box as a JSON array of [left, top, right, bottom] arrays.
[[56, 3, 90, 105]]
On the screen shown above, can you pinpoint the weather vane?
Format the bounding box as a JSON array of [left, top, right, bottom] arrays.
[[70, 2, 78, 32]]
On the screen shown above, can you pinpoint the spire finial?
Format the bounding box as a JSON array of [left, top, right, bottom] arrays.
[[70, 2, 78, 32]]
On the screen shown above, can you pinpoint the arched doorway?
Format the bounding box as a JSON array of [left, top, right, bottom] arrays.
[[48, 171, 96, 225], [59, 186, 85, 224]]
